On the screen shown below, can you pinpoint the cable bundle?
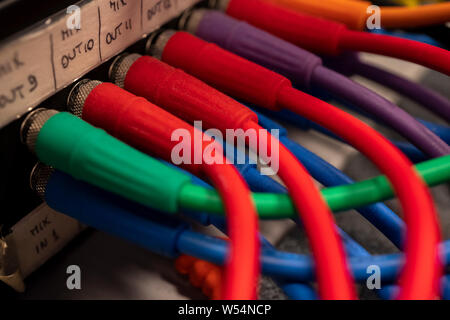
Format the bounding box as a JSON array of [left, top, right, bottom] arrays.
[[143, 30, 443, 299], [16, 0, 450, 300], [109, 53, 357, 299], [180, 9, 449, 156], [268, 0, 450, 30], [29, 160, 450, 299], [210, 0, 450, 75], [67, 81, 261, 299], [21, 103, 259, 300]]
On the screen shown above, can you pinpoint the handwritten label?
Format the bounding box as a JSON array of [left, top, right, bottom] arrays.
[[51, 1, 101, 87], [0, 0, 200, 129], [7, 204, 84, 278], [0, 33, 54, 127], [143, 0, 178, 31], [98, 0, 141, 60]]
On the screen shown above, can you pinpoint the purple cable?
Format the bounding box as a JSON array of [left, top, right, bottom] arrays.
[[182, 9, 450, 157], [355, 61, 450, 123], [311, 66, 450, 157], [323, 52, 450, 123]]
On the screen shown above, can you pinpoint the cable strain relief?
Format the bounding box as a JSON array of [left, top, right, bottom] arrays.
[[109, 53, 141, 88], [30, 163, 54, 200], [179, 9, 207, 34], [208, 0, 230, 11], [67, 79, 102, 117], [20, 108, 59, 154], [146, 29, 176, 60]]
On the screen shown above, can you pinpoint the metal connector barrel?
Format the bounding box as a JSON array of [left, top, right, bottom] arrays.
[[67, 79, 102, 117]]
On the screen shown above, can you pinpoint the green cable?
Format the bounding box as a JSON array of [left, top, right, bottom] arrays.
[[178, 155, 450, 218]]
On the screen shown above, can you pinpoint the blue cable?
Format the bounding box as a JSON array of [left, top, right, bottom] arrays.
[[418, 119, 450, 143], [260, 233, 318, 300], [388, 141, 428, 163]]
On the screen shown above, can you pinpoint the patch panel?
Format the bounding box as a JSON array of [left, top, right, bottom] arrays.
[[0, 0, 448, 303]]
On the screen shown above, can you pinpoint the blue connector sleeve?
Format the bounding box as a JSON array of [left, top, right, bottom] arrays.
[[45, 170, 188, 258]]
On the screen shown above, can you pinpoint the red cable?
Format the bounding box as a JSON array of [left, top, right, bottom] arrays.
[[154, 31, 443, 299], [339, 30, 450, 76], [79, 82, 260, 300], [277, 86, 442, 300], [118, 55, 357, 299], [224, 0, 450, 76], [202, 163, 259, 299], [244, 120, 356, 299]]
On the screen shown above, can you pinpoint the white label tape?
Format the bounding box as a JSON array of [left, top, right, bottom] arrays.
[[6, 204, 85, 278], [0, 0, 200, 128]]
